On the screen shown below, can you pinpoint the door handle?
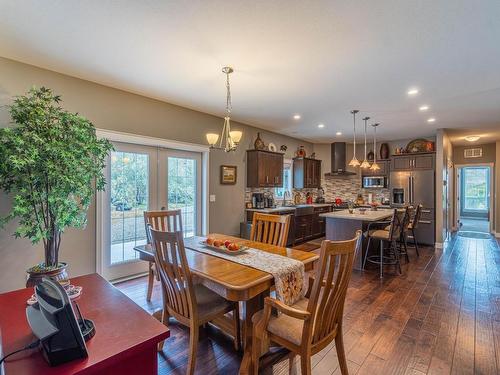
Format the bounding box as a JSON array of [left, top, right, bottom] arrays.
[[419, 220, 432, 224], [266, 176, 269, 183]]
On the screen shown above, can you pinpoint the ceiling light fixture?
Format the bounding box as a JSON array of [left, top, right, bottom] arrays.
[[465, 135, 480, 142], [427, 117, 436, 123], [206, 67, 241, 152], [419, 105, 429, 111], [348, 110, 360, 167], [360, 116, 371, 169], [370, 123, 381, 171], [318, 124, 325, 128], [407, 88, 419, 96], [336, 131, 342, 136], [293, 114, 301, 120]]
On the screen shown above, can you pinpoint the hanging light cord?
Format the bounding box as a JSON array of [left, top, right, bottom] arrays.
[[225, 71, 232, 115], [352, 112, 356, 154]]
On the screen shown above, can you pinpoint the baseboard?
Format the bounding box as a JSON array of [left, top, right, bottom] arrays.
[[110, 271, 149, 285], [434, 242, 443, 248], [493, 231, 500, 238]]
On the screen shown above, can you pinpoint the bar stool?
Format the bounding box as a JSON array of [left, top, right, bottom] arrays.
[[363, 209, 404, 278], [396, 206, 414, 263], [408, 204, 422, 257]]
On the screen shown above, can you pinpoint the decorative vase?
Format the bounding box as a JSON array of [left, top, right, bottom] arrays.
[[26, 262, 69, 288], [367, 150, 374, 161], [296, 146, 306, 157], [380, 143, 389, 159], [254, 132, 265, 150]]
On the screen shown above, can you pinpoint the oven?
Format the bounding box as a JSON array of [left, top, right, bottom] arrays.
[[362, 176, 387, 189]]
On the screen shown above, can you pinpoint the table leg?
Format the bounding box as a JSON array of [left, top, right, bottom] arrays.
[[239, 291, 268, 375]]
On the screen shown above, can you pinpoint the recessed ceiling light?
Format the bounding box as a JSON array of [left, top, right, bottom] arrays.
[[427, 117, 436, 123], [336, 132, 342, 136], [293, 114, 301, 120], [419, 105, 429, 111], [407, 88, 419, 96], [465, 135, 480, 142], [318, 123, 325, 128]]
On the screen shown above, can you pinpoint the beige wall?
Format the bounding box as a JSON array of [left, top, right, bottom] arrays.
[[496, 141, 500, 235], [435, 129, 453, 244], [0, 57, 311, 292], [452, 142, 497, 232], [453, 143, 496, 165]]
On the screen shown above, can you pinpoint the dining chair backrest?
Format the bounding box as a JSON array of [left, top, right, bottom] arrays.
[[306, 231, 362, 347], [402, 206, 415, 233], [149, 227, 196, 321], [412, 204, 423, 229], [250, 213, 290, 248], [144, 209, 183, 243], [387, 209, 405, 241]]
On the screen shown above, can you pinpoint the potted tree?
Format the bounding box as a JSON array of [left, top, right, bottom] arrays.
[[0, 87, 113, 287]]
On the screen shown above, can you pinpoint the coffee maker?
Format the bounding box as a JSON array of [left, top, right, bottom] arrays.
[[252, 193, 265, 209]]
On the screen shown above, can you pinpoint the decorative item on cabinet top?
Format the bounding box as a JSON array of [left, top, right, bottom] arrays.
[[380, 143, 390, 159], [253, 132, 266, 150], [295, 145, 306, 157], [405, 139, 435, 153]]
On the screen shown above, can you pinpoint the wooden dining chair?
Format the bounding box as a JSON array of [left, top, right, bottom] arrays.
[[250, 213, 291, 248], [143, 209, 183, 301], [149, 228, 241, 375], [408, 204, 423, 256], [251, 231, 362, 375]]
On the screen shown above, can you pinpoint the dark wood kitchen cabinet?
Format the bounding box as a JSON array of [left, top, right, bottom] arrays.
[[293, 157, 322, 189], [246, 150, 284, 187], [391, 152, 435, 171], [361, 160, 389, 176], [312, 206, 331, 237], [294, 205, 331, 244]]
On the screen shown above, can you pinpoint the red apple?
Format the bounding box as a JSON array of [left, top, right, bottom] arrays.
[[224, 240, 231, 248]]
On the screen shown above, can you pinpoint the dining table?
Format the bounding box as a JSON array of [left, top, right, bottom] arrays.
[[134, 233, 319, 374]]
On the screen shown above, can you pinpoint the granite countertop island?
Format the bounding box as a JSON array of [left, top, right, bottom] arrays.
[[320, 208, 394, 222]]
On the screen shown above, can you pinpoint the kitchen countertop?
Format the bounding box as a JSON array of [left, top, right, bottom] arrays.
[[320, 209, 394, 222], [245, 203, 334, 213]]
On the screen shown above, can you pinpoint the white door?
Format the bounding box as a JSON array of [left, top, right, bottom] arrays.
[[100, 142, 157, 280], [99, 143, 202, 281], [158, 149, 202, 237]]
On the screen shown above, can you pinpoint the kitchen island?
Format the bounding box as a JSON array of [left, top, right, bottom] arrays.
[[320, 209, 394, 269]]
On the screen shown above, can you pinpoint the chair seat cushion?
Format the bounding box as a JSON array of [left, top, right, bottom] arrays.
[[194, 284, 233, 320], [384, 225, 391, 231], [367, 229, 390, 240], [252, 297, 310, 345]]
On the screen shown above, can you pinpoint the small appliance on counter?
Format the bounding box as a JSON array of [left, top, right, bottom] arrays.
[[315, 187, 325, 203], [251, 192, 265, 208], [306, 192, 313, 204], [263, 192, 274, 208], [293, 191, 302, 205]]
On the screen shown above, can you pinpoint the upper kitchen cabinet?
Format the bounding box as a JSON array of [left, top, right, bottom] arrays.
[[293, 157, 322, 189], [361, 160, 389, 176], [246, 149, 284, 187], [390, 152, 435, 171]]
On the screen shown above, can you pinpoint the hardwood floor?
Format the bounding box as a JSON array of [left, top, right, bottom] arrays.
[[115, 234, 500, 374]]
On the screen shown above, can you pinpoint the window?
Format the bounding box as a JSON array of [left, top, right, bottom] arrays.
[[462, 167, 489, 211], [275, 159, 293, 198]]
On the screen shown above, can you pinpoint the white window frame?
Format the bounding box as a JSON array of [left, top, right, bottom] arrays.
[[275, 158, 293, 200]]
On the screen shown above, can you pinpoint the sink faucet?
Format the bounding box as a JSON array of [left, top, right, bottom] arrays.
[[282, 190, 291, 206]]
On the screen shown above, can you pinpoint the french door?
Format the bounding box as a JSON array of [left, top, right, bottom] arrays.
[[100, 142, 202, 281]]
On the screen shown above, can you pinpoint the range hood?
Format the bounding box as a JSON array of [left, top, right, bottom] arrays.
[[324, 142, 357, 176]]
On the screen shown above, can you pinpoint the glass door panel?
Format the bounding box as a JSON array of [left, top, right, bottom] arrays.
[[159, 150, 202, 237], [101, 142, 156, 281]]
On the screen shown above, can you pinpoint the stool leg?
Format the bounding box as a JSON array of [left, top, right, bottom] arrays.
[[379, 239, 384, 279], [363, 237, 371, 270], [403, 233, 410, 263], [412, 228, 420, 256], [393, 240, 402, 274]]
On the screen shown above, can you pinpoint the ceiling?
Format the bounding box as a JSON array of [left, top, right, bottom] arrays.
[[1, 0, 500, 144]]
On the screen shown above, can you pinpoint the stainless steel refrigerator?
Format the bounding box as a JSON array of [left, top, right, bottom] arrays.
[[390, 169, 435, 245]]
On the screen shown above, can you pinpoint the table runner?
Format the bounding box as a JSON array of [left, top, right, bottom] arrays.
[[187, 241, 305, 305]]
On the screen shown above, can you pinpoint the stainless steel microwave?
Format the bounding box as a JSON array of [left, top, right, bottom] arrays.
[[362, 176, 387, 188]]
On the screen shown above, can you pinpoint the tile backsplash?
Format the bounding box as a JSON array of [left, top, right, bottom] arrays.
[[244, 176, 389, 206], [323, 175, 389, 203]]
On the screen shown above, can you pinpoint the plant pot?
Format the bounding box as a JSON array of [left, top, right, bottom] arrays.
[[26, 262, 69, 288]]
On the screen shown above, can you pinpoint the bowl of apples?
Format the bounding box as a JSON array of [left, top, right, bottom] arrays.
[[201, 237, 248, 255]]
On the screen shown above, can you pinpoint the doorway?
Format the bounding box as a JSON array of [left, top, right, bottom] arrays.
[[99, 141, 203, 281], [456, 165, 492, 233]]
